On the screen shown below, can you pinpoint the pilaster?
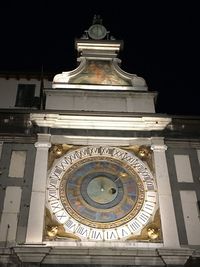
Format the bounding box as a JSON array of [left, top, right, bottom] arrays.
[[0, 141, 3, 160], [151, 137, 180, 248], [26, 134, 51, 243]]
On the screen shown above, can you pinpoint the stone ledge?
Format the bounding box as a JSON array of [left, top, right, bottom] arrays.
[[0, 246, 196, 266]]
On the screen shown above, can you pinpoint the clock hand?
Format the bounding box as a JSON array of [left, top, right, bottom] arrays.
[[115, 172, 128, 182], [114, 177, 120, 182], [100, 178, 105, 192]]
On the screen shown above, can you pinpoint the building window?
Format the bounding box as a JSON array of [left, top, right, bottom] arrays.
[[15, 84, 35, 107]]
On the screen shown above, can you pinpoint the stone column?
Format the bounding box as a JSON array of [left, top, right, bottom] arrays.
[[26, 134, 51, 243], [151, 138, 180, 247], [0, 141, 3, 160]]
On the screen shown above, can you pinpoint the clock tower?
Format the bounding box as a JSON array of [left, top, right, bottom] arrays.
[[20, 16, 197, 266]]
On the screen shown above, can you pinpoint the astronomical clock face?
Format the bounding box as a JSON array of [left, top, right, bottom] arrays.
[[46, 146, 159, 242]]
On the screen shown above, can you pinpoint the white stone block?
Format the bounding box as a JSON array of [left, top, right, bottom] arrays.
[[180, 190, 200, 245], [8, 150, 26, 178], [0, 186, 22, 242], [3, 186, 22, 212], [0, 213, 19, 242], [174, 155, 193, 182]]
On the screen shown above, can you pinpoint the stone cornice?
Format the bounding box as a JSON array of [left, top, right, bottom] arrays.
[[30, 113, 171, 131]]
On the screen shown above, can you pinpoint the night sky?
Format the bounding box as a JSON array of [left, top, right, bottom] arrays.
[[0, 1, 199, 116]]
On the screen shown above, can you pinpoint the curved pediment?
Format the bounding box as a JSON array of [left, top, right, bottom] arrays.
[[53, 58, 147, 91], [69, 59, 130, 86]]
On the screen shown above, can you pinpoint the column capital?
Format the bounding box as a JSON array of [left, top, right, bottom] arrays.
[[37, 133, 51, 142], [151, 144, 167, 152], [34, 142, 51, 149]]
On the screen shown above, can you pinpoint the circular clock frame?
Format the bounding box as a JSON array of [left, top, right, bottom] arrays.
[[88, 24, 107, 40], [46, 146, 158, 241]]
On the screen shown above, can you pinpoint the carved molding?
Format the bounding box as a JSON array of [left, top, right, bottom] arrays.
[[151, 144, 167, 152], [35, 142, 51, 149]]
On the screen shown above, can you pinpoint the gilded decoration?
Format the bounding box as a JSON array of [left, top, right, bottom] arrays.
[[123, 145, 155, 173], [127, 209, 162, 242], [45, 208, 80, 241], [48, 144, 75, 169]]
